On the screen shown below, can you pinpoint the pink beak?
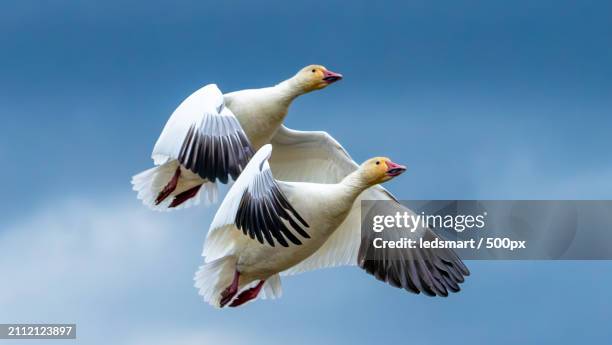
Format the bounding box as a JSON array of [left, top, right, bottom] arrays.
[[322, 69, 343, 83], [385, 160, 407, 177]]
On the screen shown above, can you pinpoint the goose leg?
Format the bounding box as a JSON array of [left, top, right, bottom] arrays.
[[219, 270, 240, 308], [229, 280, 265, 307], [169, 184, 202, 208], [155, 167, 181, 205]]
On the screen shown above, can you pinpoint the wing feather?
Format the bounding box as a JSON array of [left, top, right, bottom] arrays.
[[203, 145, 310, 261], [152, 84, 254, 183]]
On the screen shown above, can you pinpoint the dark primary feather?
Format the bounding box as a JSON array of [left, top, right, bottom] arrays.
[[178, 117, 254, 183], [358, 199, 469, 297], [234, 167, 310, 247]]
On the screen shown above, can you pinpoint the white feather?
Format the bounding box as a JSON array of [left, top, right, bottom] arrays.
[[259, 274, 283, 300], [193, 255, 238, 308]]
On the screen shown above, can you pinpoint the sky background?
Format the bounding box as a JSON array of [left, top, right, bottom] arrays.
[[1, 1, 611, 344]]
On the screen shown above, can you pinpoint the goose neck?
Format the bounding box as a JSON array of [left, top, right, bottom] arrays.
[[274, 78, 303, 104], [340, 170, 370, 197]]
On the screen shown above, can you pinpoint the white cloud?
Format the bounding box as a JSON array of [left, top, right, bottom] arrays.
[[0, 196, 232, 344], [0, 198, 172, 306]]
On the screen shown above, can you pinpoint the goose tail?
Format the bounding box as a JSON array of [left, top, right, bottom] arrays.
[[131, 160, 217, 211], [194, 256, 238, 308]]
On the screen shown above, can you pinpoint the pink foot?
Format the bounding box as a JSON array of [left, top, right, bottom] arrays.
[[219, 270, 240, 308], [169, 184, 202, 208], [229, 280, 265, 307], [155, 167, 181, 205]]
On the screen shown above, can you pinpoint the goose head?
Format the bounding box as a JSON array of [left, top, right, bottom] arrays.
[[291, 65, 343, 93], [359, 157, 407, 185]]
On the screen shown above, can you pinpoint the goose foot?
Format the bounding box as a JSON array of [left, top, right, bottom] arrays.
[[219, 270, 240, 308], [229, 280, 265, 307], [155, 167, 181, 205], [169, 184, 202, 208]]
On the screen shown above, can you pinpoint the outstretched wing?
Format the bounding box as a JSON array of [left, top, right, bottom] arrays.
[[203, 145, 310, 261], [270, 126, 469, 296], [152, 84, 254, 184], [357, 188, 469, 296], [269, 126, 358, 183]]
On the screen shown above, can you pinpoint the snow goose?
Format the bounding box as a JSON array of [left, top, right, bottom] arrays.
[[131, 65, 342, 210], [195, 144, 467, 308], [265, 126, 470, 298]]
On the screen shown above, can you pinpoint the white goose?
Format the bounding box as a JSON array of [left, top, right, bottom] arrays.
[[195, 145, 468, 308], [131, 65, 342, 210], [266, 125, 472, 300]]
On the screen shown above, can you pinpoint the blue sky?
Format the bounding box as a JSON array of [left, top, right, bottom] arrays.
[[1, 1, 611, 344]]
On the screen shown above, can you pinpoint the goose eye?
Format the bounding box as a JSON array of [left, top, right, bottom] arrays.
[[376, 161, 380, 165], [311, 69, 316, 73]]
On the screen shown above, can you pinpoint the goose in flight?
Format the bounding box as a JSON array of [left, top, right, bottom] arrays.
[[132, 65, 342, 210], [195, 145, 469, 308]]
